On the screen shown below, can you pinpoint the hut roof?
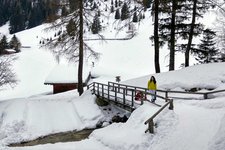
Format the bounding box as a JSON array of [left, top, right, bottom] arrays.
[[44, 65, 90, 84]]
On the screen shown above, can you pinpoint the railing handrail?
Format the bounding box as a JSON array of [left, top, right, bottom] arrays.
[[145, 99, 173, 125], [108, 81, 169, 101], [107, 81, 225, 99]]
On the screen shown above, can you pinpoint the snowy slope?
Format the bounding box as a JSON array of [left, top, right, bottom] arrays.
[[123, 62, 225, 90]]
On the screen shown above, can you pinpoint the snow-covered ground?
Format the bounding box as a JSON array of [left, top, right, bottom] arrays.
[[0, 62, 224, 150], [1, 2, 225, 150]]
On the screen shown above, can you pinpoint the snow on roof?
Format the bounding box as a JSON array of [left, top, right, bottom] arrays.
[[44, 65, 90, 84]]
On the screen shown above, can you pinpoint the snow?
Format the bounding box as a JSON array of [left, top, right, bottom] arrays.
[[44, 65, 90, 84], [123, 62, 225, 91], [0, 90, 104, 146], [1, 2, 225, 150], [1, 62, 225, 150]]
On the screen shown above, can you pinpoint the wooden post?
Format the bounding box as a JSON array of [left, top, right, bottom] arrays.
[[115, 87, 117, 103], [149, 120, 154, 133], [112, 83, 114, 91], [126, 86, 128, 95], [96, 83, 99, 95], [169, 99, 174, 110], [204, 93, 208, 99], [108, 82, 110, 100], [123, 88, 126, 107], [165, 91, 168, 102], [93, 82, 95, 94], [102, 84, 104, 98], [131, 89, 134, 107]]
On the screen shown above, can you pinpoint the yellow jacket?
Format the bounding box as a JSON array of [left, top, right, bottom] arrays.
[[148, 80, 157, 90]]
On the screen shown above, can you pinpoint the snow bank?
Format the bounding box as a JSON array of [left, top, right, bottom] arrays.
[[0, 90, 104, 147], [123, 62, 225, 90], [209, 113, 225, 150]]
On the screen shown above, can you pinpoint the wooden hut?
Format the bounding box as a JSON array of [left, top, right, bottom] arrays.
[[44, 65, 91, 94]]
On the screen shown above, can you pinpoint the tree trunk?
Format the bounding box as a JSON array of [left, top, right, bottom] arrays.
[[154, 0, 160, 73], [169, 0, 176, 71], [185, 0, 197, 67], [78, 0, 84, 95]]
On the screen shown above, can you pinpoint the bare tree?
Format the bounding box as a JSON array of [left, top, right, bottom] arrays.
[[0, 56, 17, 88]]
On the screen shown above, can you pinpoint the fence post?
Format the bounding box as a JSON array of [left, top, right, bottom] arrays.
[[123, 88, 126, 107], [131, 89, 134, 108], [165, 91, 168, 102], [97, 83, 100, 96], [149, 120, 154, 133], [126, 86, 128, 95], [115, 87, 117, 103], [102, 84, 104, 98], [204, 93, 208, 99], [93, 82, 95, 94], [118, 84, 120, 93], [108, 82, 110, 100], [169, 99, 174, 110]]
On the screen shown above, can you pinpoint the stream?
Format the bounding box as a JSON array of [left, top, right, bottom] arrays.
[[10, 129, 95, 147]]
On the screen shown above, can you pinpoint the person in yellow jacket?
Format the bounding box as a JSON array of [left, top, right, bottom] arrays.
[[147, 76, 157, 102]]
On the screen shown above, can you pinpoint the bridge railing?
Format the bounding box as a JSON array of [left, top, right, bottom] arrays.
[[108, 81, 225, 100], [144, 99, 173, 134], [88, 82, 138, 111], [108, 82, 170, 102]]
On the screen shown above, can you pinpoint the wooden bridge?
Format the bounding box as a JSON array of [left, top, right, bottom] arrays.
[[87, 81, 225, 134], [87, 82, 174, 134]]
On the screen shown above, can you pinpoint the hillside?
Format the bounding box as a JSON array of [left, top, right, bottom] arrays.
[[0, 6, 216, 100]]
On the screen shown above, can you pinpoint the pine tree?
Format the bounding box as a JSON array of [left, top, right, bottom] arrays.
[[91, 14, 101, 34], [9, 35, 21, 53], [0, 35, 8, 55], [9, 0, 25, 34], [115, 0, 118, 7], [195, 29, 219, 64], [143, 0, 151, 9], [156, 0, 213, 70], [111, 5, 114, 13], [115, 9, 121, 19], [183, 0, 213, 67], [121, 2, 129, 21], [132, 12, 138, 22]]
